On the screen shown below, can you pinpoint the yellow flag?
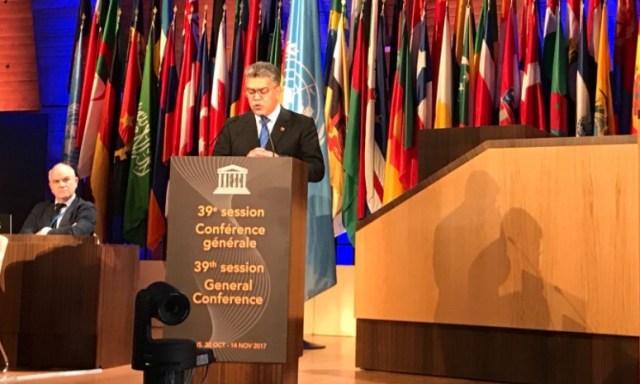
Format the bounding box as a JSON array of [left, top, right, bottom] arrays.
[[594, 4, 616, 135]]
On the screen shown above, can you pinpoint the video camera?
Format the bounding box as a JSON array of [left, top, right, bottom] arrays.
[[132, 282, 215, 384]]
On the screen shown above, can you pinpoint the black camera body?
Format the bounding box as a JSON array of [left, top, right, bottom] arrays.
[[132, 282, 214, 383]]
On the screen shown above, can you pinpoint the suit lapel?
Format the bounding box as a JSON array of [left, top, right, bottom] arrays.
[[239, 114, 260, 148], [270, 108, 290, 150], [59, 198, 78, 227], [45, 202, 56, 226]]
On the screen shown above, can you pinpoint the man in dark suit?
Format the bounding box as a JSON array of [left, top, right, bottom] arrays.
[[214, 62, 327, 349], [213, 61, 325, 182], [20, 162, 96, 235]]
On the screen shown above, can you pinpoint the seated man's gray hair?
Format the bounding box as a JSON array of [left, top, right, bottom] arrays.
[[245, 61, 281, 84]]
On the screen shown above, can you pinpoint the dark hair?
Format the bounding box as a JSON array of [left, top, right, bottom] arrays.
[[245, 61, 281, 84]]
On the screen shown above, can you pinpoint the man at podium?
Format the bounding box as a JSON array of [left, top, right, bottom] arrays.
[[20, 162, 96, 235], [213, 61, 325, 182]]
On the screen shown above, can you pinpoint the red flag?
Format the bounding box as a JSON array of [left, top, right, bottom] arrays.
[[77, 0, 119, 178], [209, 9, 228, 153], [228, 0, 247, 117], [116, 0, 144, 168], [431, 0, 447, 117], [237, 0, 260, 115], [75, 0, 103, 149], [498, 0, 520, 125], [173, 1, 199, 156], [196, 20, 210, 156], [587, 0, 602, 57], [162, 18, 177, 163], [520, 2, 547, 131], [408, 0, 424, 63], [519, 0, 531, 75], [383, 10, 415, 204], [614, 0, 637, 134], [474, 2, 498, 126]]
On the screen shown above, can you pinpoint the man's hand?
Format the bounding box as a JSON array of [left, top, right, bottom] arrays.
[[36, 227, 52, 235], [247, 147, 278, 157]]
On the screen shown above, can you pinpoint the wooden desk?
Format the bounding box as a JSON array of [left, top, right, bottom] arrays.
[[0, 235, 138, 369]]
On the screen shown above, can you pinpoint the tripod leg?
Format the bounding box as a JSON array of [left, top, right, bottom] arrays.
[[0, 339, 8, 372], [143, 370, 185, 384]]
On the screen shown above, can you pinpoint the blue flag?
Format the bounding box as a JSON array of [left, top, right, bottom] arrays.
[[160, 0, 173, 64], [282, 0, 337, 300], [62, 0, 92, 168]]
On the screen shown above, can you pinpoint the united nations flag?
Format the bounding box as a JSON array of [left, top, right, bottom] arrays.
[[282, 0, 337, 300]]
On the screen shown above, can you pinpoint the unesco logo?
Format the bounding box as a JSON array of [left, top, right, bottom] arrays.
[[213, 165, 250, 195]]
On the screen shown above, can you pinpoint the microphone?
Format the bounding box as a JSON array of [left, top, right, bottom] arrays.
[[267, 128, 277, 157]]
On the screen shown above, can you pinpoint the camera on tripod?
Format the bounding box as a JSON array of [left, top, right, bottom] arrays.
[[131, 281, 215, 384]]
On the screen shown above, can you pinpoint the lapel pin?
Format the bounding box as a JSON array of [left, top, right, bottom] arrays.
[[280, 127, 285, 132]]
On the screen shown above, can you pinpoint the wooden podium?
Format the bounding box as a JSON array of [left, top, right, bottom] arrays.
[[356, 133, 640, 383], [0, 235, 139, 369], [165, 157, 307, 384]]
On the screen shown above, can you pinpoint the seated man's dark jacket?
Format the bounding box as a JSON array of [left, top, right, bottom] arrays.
[[213, 108, 325, 182], [20, 197, 96, 235]]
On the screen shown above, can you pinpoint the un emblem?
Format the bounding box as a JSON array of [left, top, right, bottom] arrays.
[[283, 45, 320, 120], [282, 44, 326, 146]]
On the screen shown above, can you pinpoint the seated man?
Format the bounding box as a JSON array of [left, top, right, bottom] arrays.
[[20, 162, 96, 235]]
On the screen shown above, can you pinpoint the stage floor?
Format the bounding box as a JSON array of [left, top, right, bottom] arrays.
[[0, 335, 498, 383]]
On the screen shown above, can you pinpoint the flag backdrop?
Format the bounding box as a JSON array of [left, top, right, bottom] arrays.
[[62, 0, 91, 169], [498, 0, 519, 126], [576, 2, 595, 136], [325, 6, 348, 233], [148, 15, 177, 254], [209, 8, 228, 152], [364, 0, 386, 215], [520, 1, 547, 131], [90, 10, 122, 242], [383, 8, 414, 203], [57, 0, 640, 266], [77, 0, 119, 179], [434, 9, 452, 129], [457, 3, 475, 127], [75, 0, 103, 151], [124, 16, 159, 247], [342, 6, 365, 246], [415, 9, 433, 131], [282, 0, 337, 300], [594, 4, 615, 135], [550, 12, 568, 136]]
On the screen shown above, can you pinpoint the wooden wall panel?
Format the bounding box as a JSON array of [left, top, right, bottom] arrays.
[[0, 0, 40, 111], [355, 138, 640, 336]]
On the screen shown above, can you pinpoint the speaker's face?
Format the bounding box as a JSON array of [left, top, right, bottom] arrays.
[[245, 76, 281, 117]]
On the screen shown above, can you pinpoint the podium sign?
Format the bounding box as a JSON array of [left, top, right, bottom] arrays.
[[165, 157, 306, 364]]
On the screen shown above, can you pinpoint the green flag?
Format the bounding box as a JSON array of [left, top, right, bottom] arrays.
[[457, 4, 475, 127], [550, 12, 568, 136], [124, 14, 159, 247], [342, 11, 366, 244], [267, 6, 282, 67]]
